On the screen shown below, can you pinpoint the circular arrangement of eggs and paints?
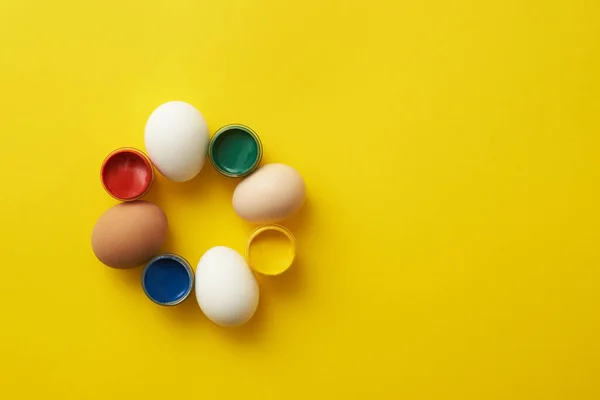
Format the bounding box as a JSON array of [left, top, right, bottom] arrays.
[[91, 100, 306, 328]]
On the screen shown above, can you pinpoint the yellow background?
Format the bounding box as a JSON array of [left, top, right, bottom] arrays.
[[0, 0, 598, 398]]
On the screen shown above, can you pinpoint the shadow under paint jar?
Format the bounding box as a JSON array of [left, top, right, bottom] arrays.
[[142, 253, 194, 306], [209, 124, 262, 178]]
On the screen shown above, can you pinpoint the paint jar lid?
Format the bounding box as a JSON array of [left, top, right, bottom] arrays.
[[142, 253, 194, 306], [209, 124, 262, 177], [246, 225, 296, 275], [101, 148, 154, 201]]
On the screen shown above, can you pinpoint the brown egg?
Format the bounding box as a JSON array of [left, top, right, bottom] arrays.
[[233, 163, 306, 224], [91, 201, 168, 269]]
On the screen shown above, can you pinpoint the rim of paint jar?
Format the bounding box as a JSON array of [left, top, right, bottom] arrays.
[[208, 124, 263, 178], [245, 225, 296, 276], [101, 148, 154, 201], [142, 253, 194, 306]]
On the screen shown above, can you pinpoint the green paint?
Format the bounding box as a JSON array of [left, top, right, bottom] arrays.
[[209, 125, 262, 177]]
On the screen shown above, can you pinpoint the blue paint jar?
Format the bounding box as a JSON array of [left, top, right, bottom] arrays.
[[142, 253, 194, 306]]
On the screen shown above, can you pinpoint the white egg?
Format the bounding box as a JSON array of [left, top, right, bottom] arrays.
[[144, 101, 209, 182], [195, 246, 259, 327]]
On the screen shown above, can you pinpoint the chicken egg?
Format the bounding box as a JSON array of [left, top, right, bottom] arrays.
[[233, 163, 306, 223], [91, 201, 168, 269], [195, 246, 259, 327], [144, 101, 209, 182]]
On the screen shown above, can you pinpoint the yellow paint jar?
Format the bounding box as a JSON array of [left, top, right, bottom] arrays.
[[245, 225, 296, 276]]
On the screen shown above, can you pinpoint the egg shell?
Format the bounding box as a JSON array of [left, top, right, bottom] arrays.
[[195, 246, 259, 327], [233, 163, 306, 224], [144, 101, 209, 182], [91, 201, 168, 269]]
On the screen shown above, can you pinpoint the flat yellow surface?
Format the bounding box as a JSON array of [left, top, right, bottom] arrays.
[[0, 1, 599, 398]]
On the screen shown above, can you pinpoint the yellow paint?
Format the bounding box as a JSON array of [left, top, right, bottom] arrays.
[[0, 0, 598, 398], [247, 225, 296, 275]]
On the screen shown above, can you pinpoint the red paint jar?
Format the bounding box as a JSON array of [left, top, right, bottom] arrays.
[[101, 148, 154, 201]]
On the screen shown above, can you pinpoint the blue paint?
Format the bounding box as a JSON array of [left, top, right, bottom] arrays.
[[142, 254, 193, 306]]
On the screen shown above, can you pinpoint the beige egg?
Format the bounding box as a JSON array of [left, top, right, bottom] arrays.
[[92, 201, 168, 269], [233, 163, 306, 223]]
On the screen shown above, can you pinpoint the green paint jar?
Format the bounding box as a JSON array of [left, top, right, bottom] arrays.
[[209, 124, 263, 177]]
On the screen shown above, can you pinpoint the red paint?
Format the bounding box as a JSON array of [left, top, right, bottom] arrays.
[[101, 148, 154, 201]]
